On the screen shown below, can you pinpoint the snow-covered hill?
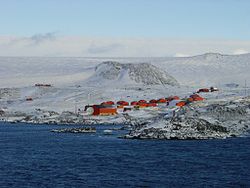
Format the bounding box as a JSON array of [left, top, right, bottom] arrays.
[[0, 53, 250, 88], [87, 61, 179, 86]]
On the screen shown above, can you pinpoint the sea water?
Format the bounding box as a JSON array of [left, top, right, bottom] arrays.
[[0, 122, 249, 187]]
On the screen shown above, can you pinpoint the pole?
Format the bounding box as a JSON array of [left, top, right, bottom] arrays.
[[244, 79, 246, 96], [75, 101, 77, 115]]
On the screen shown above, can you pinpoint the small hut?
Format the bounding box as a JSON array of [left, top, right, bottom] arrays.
[[197, 88, 210, 93], [26, 97, 33, 101]]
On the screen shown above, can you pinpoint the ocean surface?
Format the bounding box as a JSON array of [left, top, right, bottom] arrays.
[[0, 122, 250, 188]]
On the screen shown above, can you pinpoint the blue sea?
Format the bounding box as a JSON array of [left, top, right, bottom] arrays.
[[0, 122, 250, 187]]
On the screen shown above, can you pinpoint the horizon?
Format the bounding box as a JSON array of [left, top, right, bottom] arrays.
[[0, 52, 249, 59]]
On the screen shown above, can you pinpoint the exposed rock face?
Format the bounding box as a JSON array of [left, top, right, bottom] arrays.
[[125, 116, 230, 140], [93, 61, 179, 86], [124, 98, 250, 140], [206, 103, 247, 121]]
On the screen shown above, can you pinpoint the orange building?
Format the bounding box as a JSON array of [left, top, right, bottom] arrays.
[[147, 103, 157, 107], [157, 98, 167, 103], [130, 101, 139, 106], [190, 94, 204, 101], [117, 101, 129, 106], [85, 105, 117, 116], [149, 99, 157, 103], [176, 101, 186, 107], [138, 99, 147, 104], [101, 101, 115, 105], [167, 96, 180, 101]]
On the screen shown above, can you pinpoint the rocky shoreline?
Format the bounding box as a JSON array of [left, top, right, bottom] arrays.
[[1, 97, 250, 140], [0, 109, 125, 126], [123, 97, 250, 140]]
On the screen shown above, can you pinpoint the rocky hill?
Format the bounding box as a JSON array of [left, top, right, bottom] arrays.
[[89, 61, 179, 86]]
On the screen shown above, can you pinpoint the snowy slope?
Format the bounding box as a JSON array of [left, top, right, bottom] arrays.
[[150, 53, 250, 87], [0, 57, 96, 87]]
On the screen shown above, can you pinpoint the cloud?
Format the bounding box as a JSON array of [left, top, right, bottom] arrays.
[[233, 49, 249, 55], [174, 53, 191, 57], [87, 43, 123, 54], [30, 32, 57, 44], [1, 35, 250, 57], [3, 32, 57, 47]]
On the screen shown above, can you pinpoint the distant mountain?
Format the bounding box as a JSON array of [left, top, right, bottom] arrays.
[[89, 61, 179, 86], [150, 53, 250, 86]]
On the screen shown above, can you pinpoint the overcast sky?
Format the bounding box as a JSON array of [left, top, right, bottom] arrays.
[[0, 0, 250, 57]]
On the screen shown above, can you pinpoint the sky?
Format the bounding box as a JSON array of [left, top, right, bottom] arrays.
[[0, 0, 250, 57]]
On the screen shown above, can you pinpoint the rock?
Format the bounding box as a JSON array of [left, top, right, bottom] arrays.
[[51, 127, 96, 133]]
